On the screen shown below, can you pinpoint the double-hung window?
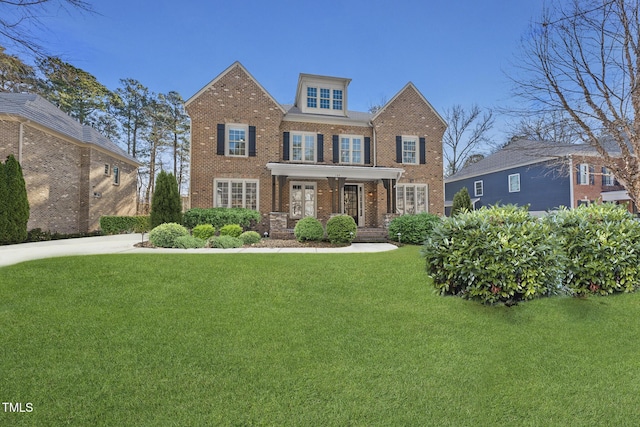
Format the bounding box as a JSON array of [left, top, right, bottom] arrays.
[[396, 184, 428, 214], [113, 166, 120, 185], [290, 182, 316, 218], [291, 132, 316, 162], [578, 163, 590, 185], [602, 167, 614, 186], [474, 180, 484, 197], [340, 135, 363, 164], [508, 173, 520, 192], [227, 124, 248, 157], [402, 136, 418, 164], [215, 179, 258, 209]]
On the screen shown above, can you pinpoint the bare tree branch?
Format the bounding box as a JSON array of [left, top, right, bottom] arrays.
[[443, 104, 494, 176]]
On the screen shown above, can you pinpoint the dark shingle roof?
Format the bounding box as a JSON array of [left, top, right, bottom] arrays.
[[0, 92, 138, 165], [445, 138, 601, 182]]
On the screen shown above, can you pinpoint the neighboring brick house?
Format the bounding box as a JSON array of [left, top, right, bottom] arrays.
[[445, 138, 634, 215], [0, 93, 139, 234], [185, 61, 446, 237]]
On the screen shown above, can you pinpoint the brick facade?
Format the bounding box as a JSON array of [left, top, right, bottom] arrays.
[[0, 110, 138, 234], [186, 62, 446, 234]]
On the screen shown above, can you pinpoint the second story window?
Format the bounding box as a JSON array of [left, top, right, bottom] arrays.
[[602, 167, 614, 186], [291, 132, 316, 162], [305, 85, 344, 113], [340, 135, 363, 164], [402, 136, 418, 164], [307, 87, 317, 108], [227, 124, 248, 157], [333, 90, 343, 110]]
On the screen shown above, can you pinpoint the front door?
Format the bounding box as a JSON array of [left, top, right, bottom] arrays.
[[343, 184, 364, 226]]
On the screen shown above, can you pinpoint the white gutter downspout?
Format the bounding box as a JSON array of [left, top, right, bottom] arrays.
[[19, 122, 24, 163], [568, 156, 574, 208]]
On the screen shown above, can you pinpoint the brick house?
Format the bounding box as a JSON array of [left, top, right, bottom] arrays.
[[445, 138, 635, 215], [0, 93, 139, 234], [185, 61, 446, 238]]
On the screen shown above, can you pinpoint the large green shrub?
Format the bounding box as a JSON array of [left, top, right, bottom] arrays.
[[239, 231, 261, 245], [148, 222, 189, 248], [326, 215, 357, 244], [150, 170, 182, 229], [182, 208, 260, 229], [294, 216, 324, 242], [388, 213, 441, 245], [3, 155, 30, 244], [100, 216, 150, 235], [209, 235, 243, 249], [545, 204, 640, 296], [422, 205, 564, 304], [174, 235, 206, 249], [451, 187, 472, 216], [219, 224, 243, 238], [192, 224, 216, 240]]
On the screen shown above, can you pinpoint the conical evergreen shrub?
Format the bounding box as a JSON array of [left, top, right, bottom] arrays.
[[3, 155, 30, 244], [150, 170, 182, 229], [451, 187, 472, 216], [0, 160, 7, 244]]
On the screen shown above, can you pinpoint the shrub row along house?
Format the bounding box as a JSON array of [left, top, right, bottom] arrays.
[[445, 138, 635, 216], [0, 93, 139, 234], [185, 61, 446, 238]]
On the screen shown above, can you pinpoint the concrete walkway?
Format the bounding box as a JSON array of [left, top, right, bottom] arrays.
[[0, 234, 398, 267]]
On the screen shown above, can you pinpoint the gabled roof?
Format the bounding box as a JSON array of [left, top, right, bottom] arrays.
[[293, 73, 352, 109], [445, 138, 601, 183], [0, 92, 138, 165], [185, 61, 286, 113], [371, 82, 446, 126]]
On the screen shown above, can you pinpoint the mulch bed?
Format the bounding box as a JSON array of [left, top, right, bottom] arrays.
[[134, 239, 352, 249]]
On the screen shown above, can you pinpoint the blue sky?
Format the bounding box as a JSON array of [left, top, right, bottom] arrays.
[[20, 0, 546, 144]]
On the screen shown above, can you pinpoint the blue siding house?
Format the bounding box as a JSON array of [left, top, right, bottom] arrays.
[[445, 139, 631, 215]]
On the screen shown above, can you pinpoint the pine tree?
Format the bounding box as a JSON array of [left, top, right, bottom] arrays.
[[150, 170, 182, 229], [4, 155, 30, 243], [451, 187, 472, 217]]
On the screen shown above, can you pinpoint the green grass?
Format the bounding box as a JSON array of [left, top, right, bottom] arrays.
[[2, 247, 640, 425]]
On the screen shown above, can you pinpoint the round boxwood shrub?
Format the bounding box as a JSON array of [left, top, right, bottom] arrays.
[[219, 224, 243, 238], [388, 213, 441, 245], [149, 222, 189, 248], [174, 235, 206, 249], [239, 231, 261, 245], [208, 235, 243, 249], [294, 216, 324, 242], [192, 224, 216, 240], [326, 215, 357, 244], [544, 203, 640, 296], [422, 205, 564, 304]]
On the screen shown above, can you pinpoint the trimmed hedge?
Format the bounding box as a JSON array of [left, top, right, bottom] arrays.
[[183, 208, 260, 229], [294, 216, 324, 242], [149, 223, 189, 248], [326, 215, 357, 244], [192, 224, 216, 240], [239, 231, 261, 245], [422, 205, 564, 304], [209, 235, 243, 249], [545, 204, 640, 296], [100, 216, 151, 235], [388, 213, 441, 245]]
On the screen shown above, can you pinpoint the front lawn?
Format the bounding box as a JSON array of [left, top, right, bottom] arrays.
[[2, 247, 640, 425]]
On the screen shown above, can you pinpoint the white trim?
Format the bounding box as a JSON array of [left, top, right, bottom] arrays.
[[338, 134, 365, 165], [508, 173, 520, 193], [289, 131, 317, 162], [569, 157, 574, 208], [601, 190, 631, 202], [226, 123, 249, 157], [266, 162, 403, 180], [396, 183, 429, 214], [474, 180, 483, 197], [290, 181, 317, 218], [401, 135, 419, 165], [282, 113, 370, 127], [214, 178, 259, 209]]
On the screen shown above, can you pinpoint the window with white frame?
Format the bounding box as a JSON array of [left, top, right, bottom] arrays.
[[402, 136, 418, 164], [305, 85, 344, 113], [291, 132, 316, 162], [290, 182, 316, 218], [396, 184, 428, 215], [578, 163, 589, 185], [508, 173, 520, 192], [226, 124, 248, 157], [113, 166, 120, 185], [214, 179, 258, 210], [602, 167, 614, 186], [340, 135, 363, 164], [474, 180, 483, 197]]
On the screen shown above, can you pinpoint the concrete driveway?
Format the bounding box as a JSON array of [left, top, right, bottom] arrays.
[[0, 234, 397, 268]]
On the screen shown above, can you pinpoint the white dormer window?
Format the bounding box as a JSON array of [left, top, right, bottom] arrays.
[[297, 74, 350, 116]]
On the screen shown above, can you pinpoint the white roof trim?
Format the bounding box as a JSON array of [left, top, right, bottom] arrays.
[[282, 113, 371, 127], [601, 190, 631, 201], [185, 61, 286, 113], [266, 162, 403, 180]]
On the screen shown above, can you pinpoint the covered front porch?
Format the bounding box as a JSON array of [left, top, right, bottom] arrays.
[[266, 163, 404, 239]]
